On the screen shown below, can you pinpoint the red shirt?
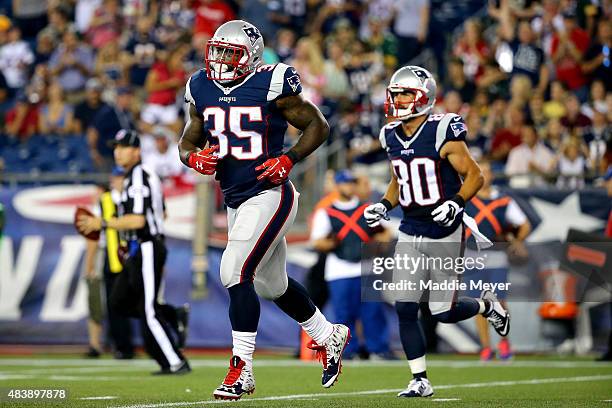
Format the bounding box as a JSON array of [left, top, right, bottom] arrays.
[[147, 62, 185, 105], [491, 128, 522, 155], [194, 0, 235, 38], [6, 105, 39, 139], [551, 28, 590, 90]]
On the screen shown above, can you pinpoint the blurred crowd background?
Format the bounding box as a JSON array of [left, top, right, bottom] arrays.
[[0, 0, 610, 192]]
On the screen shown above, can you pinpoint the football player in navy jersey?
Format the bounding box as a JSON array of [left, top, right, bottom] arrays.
[[363, 66, 510, 397], [178, 20, 350, 400]]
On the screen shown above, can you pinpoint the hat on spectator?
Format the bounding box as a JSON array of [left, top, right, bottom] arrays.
[[86, 78, 103, 92], [110, 129, 140, 148], [0, 15, 11, 32], [335, 169, 357, 184]]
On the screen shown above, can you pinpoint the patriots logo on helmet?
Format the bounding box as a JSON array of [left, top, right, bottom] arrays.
[[242, 26, 261, 46], [287, 74, 301, 92], [450, 121, 467, 137]]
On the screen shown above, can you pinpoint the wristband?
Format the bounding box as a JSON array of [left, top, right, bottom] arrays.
[[450, 194, 465, 208], [380, 199, 393, 211], [286, 150, 300, 164]]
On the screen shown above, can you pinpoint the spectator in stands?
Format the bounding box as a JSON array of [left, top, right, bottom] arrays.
[[440, 90, 465, 115], [555, 138, 587, 189], [268, 0, 308, 37], [344, 39, 383, 107], [122, 16, 161, 89], [543, 80, 567, 120], [88, 86, 136, 169], [322, 42, 349, 113], [366, 15, 398, 73], [584, 109, 610, 175], [454, 18, 490, 81], [508, 74, 532, 110], [582, 19, 611, 91], [465, 110, 489, 161], [0, 26, 34, 96], [38, 81, 74, 136], [49, 28, 95, 98], [274, 28, 296, 63], [11, 0, 47, 40], [498, 9, 549, 95], [34, 31, 55, 66], [391, 0, 429, 66], [39, 6, 72, 48], [529, 92, 548, 134], [142, 45, 188, 134], [505, 124, 556, 186], [95, 41, 125, 89], [74, 78, 108, 135], [582, 80, 608, 119], [543, 118, 566, 152], [5, 91, 39, 140], [445, 57, 476, 104], [290, 37, 326, 107], [551, 10, 590, 99], [193, 0, 235, 46], [561, 93, 592, 136], [142, 126, 185, 183], [75, 0, 102, 35], [87, 0, 122, 49], [490, 105, 525, 163], [0, 69, 8, 116]]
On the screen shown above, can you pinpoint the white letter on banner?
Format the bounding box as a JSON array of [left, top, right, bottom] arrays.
[[0, 236, 43, 320], [40, 236, 88, 322]]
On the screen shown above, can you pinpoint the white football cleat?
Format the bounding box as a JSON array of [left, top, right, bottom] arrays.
[[213, 356, 255, 400], [308, 324, 351, 388], [397, 377, 434, 398], [481, 290, 510, 337]]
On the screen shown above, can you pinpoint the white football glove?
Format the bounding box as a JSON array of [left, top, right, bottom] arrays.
[[364, 202, 391, 228], [431, 196, 465, 227]]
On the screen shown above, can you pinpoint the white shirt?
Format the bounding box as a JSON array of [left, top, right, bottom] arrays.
[[393, 0, 429, 37], [142, 142, 185, 180], [0, 41, 34, 88], [310, 198, 364, 282], [505, 142, 555, 186]]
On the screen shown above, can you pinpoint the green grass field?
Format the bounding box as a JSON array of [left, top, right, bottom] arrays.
[[1, 354, 611, 407]]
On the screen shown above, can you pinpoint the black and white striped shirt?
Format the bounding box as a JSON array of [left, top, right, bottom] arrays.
[[120, 162, 165, 242]]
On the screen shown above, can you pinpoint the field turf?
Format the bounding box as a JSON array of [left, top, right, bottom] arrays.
[[1, 354, 611, 407]]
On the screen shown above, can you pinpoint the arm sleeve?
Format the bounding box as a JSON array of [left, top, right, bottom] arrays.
[[310, 208, 333, 242], [378, 126, 388, 150], [505, 198, 528, 227], [184, 76, 195, 105], [435, 113, 467, 152], [267, 63, 302, 102]]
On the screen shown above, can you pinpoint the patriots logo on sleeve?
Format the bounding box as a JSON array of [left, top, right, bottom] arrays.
[[287, 73, 301, 92], [450, 121, 467, 137], [243, 26, 261, 46]]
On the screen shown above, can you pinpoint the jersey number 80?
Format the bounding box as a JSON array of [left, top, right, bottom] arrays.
[[392, 158, 441, 207], [203, 106, 263, 160]]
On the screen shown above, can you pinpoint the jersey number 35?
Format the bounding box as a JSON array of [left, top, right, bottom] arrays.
[[203, 106, 263, 160]]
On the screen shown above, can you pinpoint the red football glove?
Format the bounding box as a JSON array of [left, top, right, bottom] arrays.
[[188, 145, 219, 175], [255, 154, 294, 185]]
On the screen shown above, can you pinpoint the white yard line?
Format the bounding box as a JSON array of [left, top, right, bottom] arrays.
[[1, 358, 611, 369], [110, 374, 612, 408], [79, 396, 118, 400]]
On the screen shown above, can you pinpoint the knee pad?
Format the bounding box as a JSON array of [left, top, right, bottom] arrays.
[[254, 273, 288, 300], [395, 302, 419, 323], [219, 244, 244, 288]]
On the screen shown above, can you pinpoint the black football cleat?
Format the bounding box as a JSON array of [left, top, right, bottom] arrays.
[[308, 324, 351, 388], [481, 290, 510, 337]]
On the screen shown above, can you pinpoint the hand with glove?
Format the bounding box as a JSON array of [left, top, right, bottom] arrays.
[[431, 195, 465, 227], [188, 145, 219, 175], [256, 154, 295, 185], [364, 199, 393, 228]]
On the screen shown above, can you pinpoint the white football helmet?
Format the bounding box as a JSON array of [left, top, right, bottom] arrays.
[[385, 66, 437, 120], [205, 20, 264, 82]]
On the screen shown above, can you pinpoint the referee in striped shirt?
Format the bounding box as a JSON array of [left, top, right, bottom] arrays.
[[78, 129, 190, 375]]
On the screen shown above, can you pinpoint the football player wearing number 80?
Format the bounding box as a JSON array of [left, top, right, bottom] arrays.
[[363, 66, 510, 398], [178, 20, 350, 401]]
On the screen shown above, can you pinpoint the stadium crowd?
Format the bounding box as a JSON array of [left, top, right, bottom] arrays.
[[0, 0, 610, 188]]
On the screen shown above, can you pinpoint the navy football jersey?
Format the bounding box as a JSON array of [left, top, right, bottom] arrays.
[[185, 63, 302, 208], [380, 113, 468, 238]]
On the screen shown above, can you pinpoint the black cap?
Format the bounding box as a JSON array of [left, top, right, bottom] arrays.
[[110, 129, 140, 148]]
